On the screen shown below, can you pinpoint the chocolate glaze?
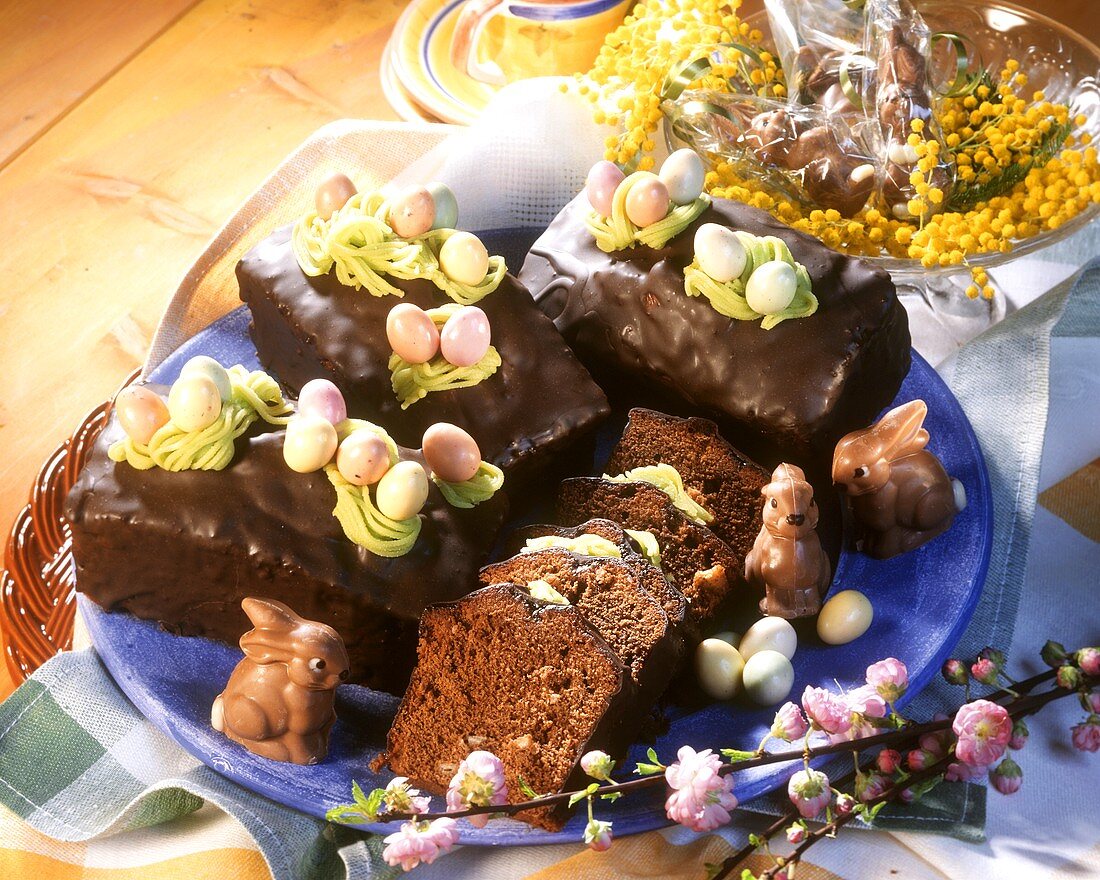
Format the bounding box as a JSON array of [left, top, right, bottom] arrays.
[[237, 226, 610, 484], [64, 385, 507, 694], [518, 194, 911, 469]]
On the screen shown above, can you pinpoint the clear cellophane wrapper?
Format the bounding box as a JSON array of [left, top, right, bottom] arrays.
[[665, 91, 878, 217], [863, 0, 955, 218]]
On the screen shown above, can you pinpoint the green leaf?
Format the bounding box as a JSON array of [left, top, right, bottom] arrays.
[[634, 762, 664, 776], [720, 749, 756, 762], [646, 747, 663, 766], [600, 791, 623, 803], [517, 775, 540, 799], [325, 804, 365, 825], [862, 800, 888, 823], [741, 869, 760, 880], [567, 784, 598, 809], [748, 832, 764, 848]]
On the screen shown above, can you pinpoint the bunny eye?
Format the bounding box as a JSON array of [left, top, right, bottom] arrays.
[[309, 658, 326, 671], [853, 467, 867, 478], [770, 498, 778, 508]]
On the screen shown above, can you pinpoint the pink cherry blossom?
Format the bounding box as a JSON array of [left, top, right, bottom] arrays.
[[847, 684, 888, 719], [876, 748, 902, 774], [945, 760, 984, 782], [383, 776, 431, 815], [1077, 648, 1100, 677], [1071, 716, 1100, 752], [787, 768, 831, 818], [664, 746, 738, 832], [866, 658, 908, 703], [382, 818, 459, 872], [771, 701, 809, 741], [1088, 693, 1100, 714], [988, 757, 1023, 795], [584, 818, 613, 851], [446, 750, 509, 828], [952, 700, 1012, 767], [971, 657, 998, 685], [581, 750, 615, 781], [801, 686, 852, 736], [854, 771, 890, 803]]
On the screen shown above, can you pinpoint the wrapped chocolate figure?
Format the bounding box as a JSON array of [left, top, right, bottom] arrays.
[[832, 400, 965, 559], [211, 598, 350, 764], [745, 463, 832, 619]]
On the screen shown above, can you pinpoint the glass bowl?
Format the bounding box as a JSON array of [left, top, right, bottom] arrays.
[[664, 0, 1100, 309]]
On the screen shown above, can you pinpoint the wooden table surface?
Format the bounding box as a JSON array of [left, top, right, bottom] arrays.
[[0, 0, 1094, 699]]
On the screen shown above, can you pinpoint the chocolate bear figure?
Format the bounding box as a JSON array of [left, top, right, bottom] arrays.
[[745, 464, 832, 619], [211, 598, 350, 764], [832, 400, 965, 559]]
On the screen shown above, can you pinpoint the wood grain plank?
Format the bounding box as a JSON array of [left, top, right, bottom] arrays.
[[0, 0, 202, 169]]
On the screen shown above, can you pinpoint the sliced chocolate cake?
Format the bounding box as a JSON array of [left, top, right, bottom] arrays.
[[519, 193, 911, 466], [238, 225, 610, 484], [65, 387, 507, 694], [557, 478, 741, 622], [504, 518, 687, 627], [386, 583, 638, 830], [479, 549, 682, 707], [605, 408, 770, 560]]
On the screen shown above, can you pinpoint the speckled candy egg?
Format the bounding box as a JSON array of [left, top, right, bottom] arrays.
[[659, 149, 705, 205], [180, 355, 232, 401], [695, 638, 745, 700], [440, 306, 490, 367], [283, 414, 338, 473], [336, 431, 391, 486], [439, 232, 489, 286], [422, 422, 481, 482], [115, 385, 170, 445], [388, 186, 435, 238], [586, 160, 625, 217], [427, 182, 458, 230], [386, 303, 440, 364], [694, 223, 747, 283], [817, 590, 874, 645], [298, 378, 347, 426], [315, 173, 357, 221], [738, 616, 798, 661], [624, 174, 670, 227], [167, 375, 222, 433], [374, 460, 430, 520], [742, 649, 795, 706], [745, 261, 798, 315]]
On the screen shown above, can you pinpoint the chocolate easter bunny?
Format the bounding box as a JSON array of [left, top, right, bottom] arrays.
[[832, 400, 965, 559], [211, 598, 350, 764], [745, 464, 832, 619]]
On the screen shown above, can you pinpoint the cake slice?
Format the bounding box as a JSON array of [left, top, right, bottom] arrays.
[[605, 408, 769, 561], [65, 386, 507, 695], [479, 549, 682, 707], [557, 478, 740, 622], [386, 583, 638, 830], [504, 518, 686, 628]]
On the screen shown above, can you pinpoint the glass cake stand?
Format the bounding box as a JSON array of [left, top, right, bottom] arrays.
[[665, 0, 1100, 329]]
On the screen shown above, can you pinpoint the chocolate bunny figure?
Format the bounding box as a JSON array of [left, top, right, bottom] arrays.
[[211, 598, 350, 764], [745, 464, 832, 619], [832, 400, 965, 559]]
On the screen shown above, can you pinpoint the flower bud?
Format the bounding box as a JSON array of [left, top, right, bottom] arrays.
[[942, 658, 969, 686], [876, 748, 902, 775], [1008, 719, 1029, 750], [971, 657, 999, 685], [988, 756, 1023, 795], [1041, 640, 1068, 668], [1057, 665, 1083, 690], [1076, 647, 1100, 677], [835, 793, 856, 815], [1071, 715, 1100, 752], [580, 750, 615, 782], [977, 646, 1006, 668], [786, 822, 807, 844], [584, 818, 613, 852]]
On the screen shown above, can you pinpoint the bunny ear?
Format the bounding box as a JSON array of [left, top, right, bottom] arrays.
[[239, 630, 294, 665], [875, 400, 929, 458], [241, 597, 301, 632]]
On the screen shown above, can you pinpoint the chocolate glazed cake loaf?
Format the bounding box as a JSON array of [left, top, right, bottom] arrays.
[[238, 226, 610, 484], [519, 194, 911, 467], [387, 583, 637, 830], [65, 387, 507, 694]]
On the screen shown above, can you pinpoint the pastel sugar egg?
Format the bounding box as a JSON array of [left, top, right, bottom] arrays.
[[586, 160, 625, 217], [427, 182, 458, 230], [695, 638, 745, 700], [167, 375, 222, 433], [745, 261, 798, 315], [439, 231, 489, 286], [115, 385, 170, 445], [624, 174, 670, 227], [742, 649, 795, 706], [180, 355, 232, 401], [298, 378, 347, 426], [659, 149, 705, 205], [375, 460, 430, 520], [388, 186, 435, 238], [315, 173, 357, 221], [817, 590, 874, 645], [694, 223, 747, 283], [738, 616, 797, 661], [283, 414, 339, 473], [422, 422, 481, 482], [336, 431, 391, 486], [439, 306, 491, 367], [386, 303, 440, 365]]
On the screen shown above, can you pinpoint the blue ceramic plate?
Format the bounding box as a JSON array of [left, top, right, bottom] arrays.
[[82, 252, 992, 846]]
